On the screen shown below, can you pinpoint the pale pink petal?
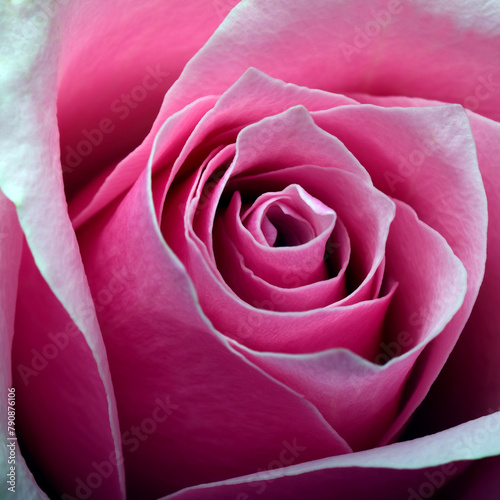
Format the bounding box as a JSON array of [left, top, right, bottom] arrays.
[[315, 94, 500, 445], [77, 158, 351, 499], [0, 5, 124, 498], [158, 0, 500, 122], [402, 114, 500, 439], [346, 95, 500, 440], [232, 198, 466, 452], [311, 104, 487, 441], [425, 113, 500, 418]]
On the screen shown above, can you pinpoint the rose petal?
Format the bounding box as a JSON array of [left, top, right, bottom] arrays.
[[71, 68, 358, 227], [159, 411, 500, 500], [0, 6, 124, 498], [77, 150, 352, 499], [420, 112, 500, 425], [310, 104, 487, 441], [232, 197, 467, 452], [57, 0, 240, 197], [0, 193, 49, 500], [217, 186, 337, 285], [159, 0, 500, 121], [12, 245, 129, 500], [344, 94, 500, 438], [70, 94, 220, 225], [403, 113, 500, 437], [212, 191, 349, 311], [170, 106, 395, 355]]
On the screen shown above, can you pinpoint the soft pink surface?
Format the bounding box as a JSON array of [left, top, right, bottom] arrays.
[[2, 0, 499, 498], [58, 0, 240, 198], [12, 245, 124, 499], [75, 66, 489, 497], [351, 96, 500, 442], [77, 165, 352, 499], [0, 194, 49, 500]]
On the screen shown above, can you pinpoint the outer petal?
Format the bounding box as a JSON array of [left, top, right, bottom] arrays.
[[403, 114, 500, 437], [0, 4, 124, 498], [343, 94, 500, 440], [57, 0, 240, 196], [310, 104, 487, 442], [0, 193, 48, 499], [12, 245, 126, 500], [159, 0, 500, 122], [66, 0, 500, 223], [160, 411, 500, 500]]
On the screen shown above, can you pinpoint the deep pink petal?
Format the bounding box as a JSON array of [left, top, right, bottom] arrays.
[[160, 411, 500, 500], [12, 246, 125, 499], [439, 455, 500, 500], [0, 193, 49, 500]]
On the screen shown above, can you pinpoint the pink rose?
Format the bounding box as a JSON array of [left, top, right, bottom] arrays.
[[1, 1, 499, 499]]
